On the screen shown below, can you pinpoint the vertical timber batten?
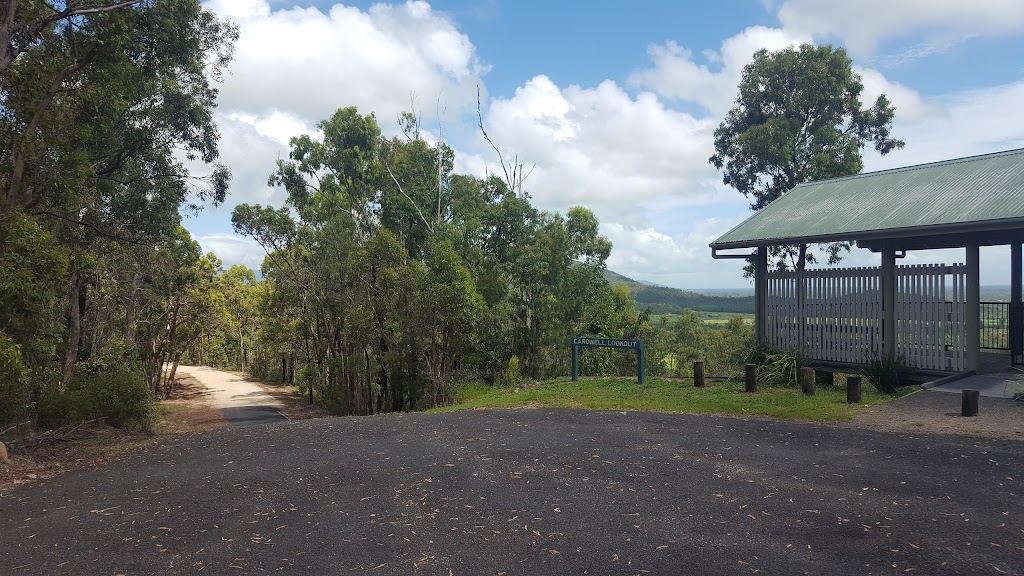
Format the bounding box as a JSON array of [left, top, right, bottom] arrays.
[[763, 262, 963, 372]]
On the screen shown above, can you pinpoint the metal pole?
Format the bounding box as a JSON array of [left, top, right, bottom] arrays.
[[571, 343, 578, 382], [882, 246, 897, 358], [1011, 243, 1022, 366], [638, 346, 645, 385], [966, 244, 981, 372]]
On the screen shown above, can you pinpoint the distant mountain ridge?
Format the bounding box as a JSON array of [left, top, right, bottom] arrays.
[[603, 270, 754, 314]]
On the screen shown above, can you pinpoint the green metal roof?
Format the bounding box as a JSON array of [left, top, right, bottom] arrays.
[[711, 148, 1024, 250]]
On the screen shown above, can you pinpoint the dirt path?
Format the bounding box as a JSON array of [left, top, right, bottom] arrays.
[[174, 365, 286, 426]]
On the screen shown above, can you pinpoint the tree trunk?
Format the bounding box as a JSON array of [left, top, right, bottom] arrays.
[[60, 274, 85, 389], [364, 347, 373, 415], [124, 272, 139, 343]]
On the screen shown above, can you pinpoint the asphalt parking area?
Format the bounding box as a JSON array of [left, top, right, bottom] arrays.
[[1, 409, 1021, 575]]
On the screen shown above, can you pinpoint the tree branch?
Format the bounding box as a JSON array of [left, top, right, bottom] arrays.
[[29, 210, 153, 247], [0, 0, 143, 73], [384, 162, 433, 234]]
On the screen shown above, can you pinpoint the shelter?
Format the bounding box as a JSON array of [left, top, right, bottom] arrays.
[[710, 148, 1024, 376]]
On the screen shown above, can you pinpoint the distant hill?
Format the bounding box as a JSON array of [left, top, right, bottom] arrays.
[[603, 270, 754, 314]]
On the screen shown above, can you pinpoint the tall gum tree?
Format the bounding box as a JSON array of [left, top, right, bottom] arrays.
[[1, 0, 236, 390], [709, 43, 905, 272]]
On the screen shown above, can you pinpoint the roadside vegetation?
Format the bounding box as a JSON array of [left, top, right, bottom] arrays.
[[445, 376, 899, 423], [2, 0, 904, 443]]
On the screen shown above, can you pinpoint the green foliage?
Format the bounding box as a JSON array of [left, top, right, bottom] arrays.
[[0, 1, 236, 431], [0, 332, 30, 427], [756, 351, 813, 388], [662, 311, 754, 378], [441, 376, 899, 423], [503, 356, 523, 388], [295, 363, 320, 399], [37, 341, 154, 430], [744, 338, 776, 367], [864, 351, 912, 394], [710, 43, 904, 272], [225, 106, 627, 414]]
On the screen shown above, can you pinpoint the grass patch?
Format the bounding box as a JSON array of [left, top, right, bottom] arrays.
[[652, 312, 753, 325], [443, 376, 904, 423]]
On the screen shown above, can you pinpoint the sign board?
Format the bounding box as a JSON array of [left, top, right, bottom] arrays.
[[570, 337, 645, 384]]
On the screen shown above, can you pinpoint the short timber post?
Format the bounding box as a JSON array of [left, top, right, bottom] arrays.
[[744, 363, 757, 393], [961, 389, 979, 417], [846, 376, 862, 404], [799, 367, 815, 395], [693, 361, 705, 387]]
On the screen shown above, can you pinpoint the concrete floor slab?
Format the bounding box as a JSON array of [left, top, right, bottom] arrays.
[[929, 371, 1024, 398]]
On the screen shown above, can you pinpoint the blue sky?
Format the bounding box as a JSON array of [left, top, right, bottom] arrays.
[[191, 0, 1024, 288]]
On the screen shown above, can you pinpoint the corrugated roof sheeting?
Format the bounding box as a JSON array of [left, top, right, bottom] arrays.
[[711, 148, 1024, 248]]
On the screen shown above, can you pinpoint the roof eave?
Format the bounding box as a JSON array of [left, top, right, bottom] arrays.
[[709, 217, 1024, 251]]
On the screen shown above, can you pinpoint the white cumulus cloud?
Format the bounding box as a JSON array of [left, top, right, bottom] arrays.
[[629, 26, 810, 116], [476, 75, 723, 227], [775, 0, 1024, 56]]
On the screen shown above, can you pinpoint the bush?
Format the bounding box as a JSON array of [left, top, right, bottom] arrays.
[[503, 356, 523, 388], [0, 332, 30, 428], [36, 341, 154, 431], [756, 349, 813, 387], [744, 338, 775, 367], [864, 351, 912, 394]]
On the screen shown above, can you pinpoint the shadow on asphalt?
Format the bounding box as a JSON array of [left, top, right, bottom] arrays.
[[220, 405, 286, 426]]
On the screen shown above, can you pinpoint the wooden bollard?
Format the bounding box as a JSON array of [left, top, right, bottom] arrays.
[[961, 389, 980, 417], [744, 363, 757, 393], [693, 361, 705, 388], [799, 367, 815, 395], [846, 376, 862, 404]]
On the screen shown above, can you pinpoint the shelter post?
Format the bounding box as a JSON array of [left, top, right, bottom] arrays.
[[755, 247, 768, 342], [1011, 243, 1023, 364], [881, 246, 896, 358], [966, 244, 981, 372]]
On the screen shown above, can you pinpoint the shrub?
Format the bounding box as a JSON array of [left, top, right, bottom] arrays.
[[756, 349, 813, 387], [0, 332, 30, 428], [864, 351, 912, 394], [503, 356, 523, 388], [36, 341, 154, 431], [744, 338, 775, 367]]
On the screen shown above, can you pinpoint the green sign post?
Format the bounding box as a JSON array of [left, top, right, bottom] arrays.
[[570, 337, 645, 384]]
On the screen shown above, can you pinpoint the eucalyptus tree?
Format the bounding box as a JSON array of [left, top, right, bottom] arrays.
[[710, 43, 903, 271], [1, 0, 236, 396]]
